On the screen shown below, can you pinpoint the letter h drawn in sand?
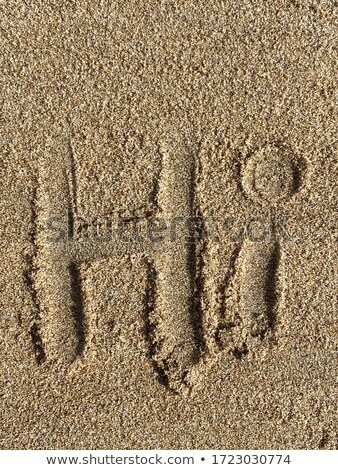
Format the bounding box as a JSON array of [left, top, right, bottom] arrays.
[[31, 135, 203, 394]]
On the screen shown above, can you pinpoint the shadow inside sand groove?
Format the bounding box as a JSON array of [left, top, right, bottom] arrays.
[[264, 242, 281, 331], [142, 259, 170, 389], [69, 262, 86, 357], [24, 260, 46, 364], [25, 188, 46, 364]]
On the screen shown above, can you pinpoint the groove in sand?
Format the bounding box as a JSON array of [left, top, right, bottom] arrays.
[[239, 239, 281, 338], [146, 137, 202, 391], [36, 144, 81, 365]]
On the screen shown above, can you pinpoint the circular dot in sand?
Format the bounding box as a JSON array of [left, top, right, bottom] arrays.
[[242, 145, 295, 204]]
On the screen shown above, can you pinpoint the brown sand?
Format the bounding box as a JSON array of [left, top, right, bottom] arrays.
[[0, 0, 337, 449]]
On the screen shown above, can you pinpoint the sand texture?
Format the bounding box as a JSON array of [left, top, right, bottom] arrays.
[[0, 0, 337, 449]]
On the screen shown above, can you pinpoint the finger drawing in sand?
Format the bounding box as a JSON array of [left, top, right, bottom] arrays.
[[239, 145, 299, 338], [31, 133, 203, 393], [29, 134, 304, 395], [213, 144, 304, 357]]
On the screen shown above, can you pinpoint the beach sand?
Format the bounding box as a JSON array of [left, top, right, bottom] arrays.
[[0, 0, 337, 449]]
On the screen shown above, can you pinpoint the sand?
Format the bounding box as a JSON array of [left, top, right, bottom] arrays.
[[0, 0, 337, 449]]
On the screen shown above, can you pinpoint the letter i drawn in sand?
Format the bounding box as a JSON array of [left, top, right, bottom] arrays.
[[215, 143, 305, 356]]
